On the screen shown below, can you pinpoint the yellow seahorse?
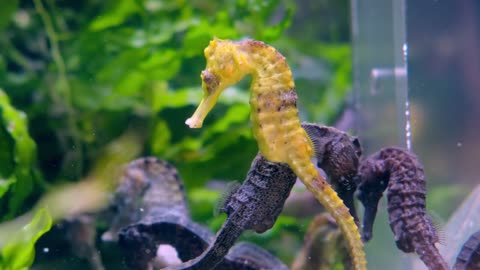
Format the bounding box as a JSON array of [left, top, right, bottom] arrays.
[[185, 37, 367, 270]]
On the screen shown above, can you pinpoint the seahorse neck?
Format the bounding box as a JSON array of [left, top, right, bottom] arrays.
[[249, 61, 294, 97], [233, 42, 293, 96]]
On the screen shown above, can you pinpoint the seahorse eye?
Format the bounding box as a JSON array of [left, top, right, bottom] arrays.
[[201, 70, 214, 84], [201, 70, 219, 94]]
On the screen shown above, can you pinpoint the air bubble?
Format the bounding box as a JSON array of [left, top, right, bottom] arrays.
[[405, 101, 412, 151]]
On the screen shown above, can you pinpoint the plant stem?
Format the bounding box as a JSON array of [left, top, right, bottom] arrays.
[[33, 0, 83, 177]]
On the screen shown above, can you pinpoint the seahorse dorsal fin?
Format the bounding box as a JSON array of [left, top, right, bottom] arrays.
[[214, 180, 242, 216], [427, 211, 447, 245], [302, 122, 326, 161]]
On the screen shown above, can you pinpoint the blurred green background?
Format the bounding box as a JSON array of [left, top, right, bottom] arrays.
[[0, 0, 353, 268]]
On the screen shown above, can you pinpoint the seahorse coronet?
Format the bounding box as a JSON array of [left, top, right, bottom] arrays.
[[186, 38, 367, 270]]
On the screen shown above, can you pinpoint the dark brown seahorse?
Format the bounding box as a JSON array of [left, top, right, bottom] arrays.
[[106, 157, 286, 269], [356, 147, 449, 270], [301, 123, 362, 224], [454, 230, 480, 270], [169, 123, 362, 270], [166, 153, 296, 270]]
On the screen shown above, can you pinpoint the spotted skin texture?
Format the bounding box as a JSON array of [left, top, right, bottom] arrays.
[[454, 230, 480, 270], [302, 123, 362, 224], [185, 38, 366, 270], [357, 147, 448, 270], [168, 153, 296, 270]]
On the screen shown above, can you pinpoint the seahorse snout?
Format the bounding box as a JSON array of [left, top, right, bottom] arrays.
[[185, 71, 223, 129]]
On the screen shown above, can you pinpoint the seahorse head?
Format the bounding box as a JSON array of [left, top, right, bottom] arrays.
[[185, 37, 251, 128]]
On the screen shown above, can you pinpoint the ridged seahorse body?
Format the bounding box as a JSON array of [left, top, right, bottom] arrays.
[[357, 147, 448, 270], [185, 38, 366, 270]]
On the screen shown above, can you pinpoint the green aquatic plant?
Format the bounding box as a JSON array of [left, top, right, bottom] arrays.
[[0, 208, 52, 270], [0, 0, 354, 267], [0, 0, 299, 186], [0, 89, 49, 270], [0, 89, 40, 218]]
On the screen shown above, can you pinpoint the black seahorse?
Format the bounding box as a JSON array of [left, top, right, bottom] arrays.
[[356, 147, 448, 270], [170, 123, 362, 270], [302, 123, 362, 224], [166, 153, 295, 270]]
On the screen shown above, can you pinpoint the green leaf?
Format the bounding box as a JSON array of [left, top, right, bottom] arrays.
[[182, 16, 240, 58], [139, 49, 182, 81], [0, 208, 53, 270], [0, 177, 14, 199], [151, 83, 249, 114], [113, 70, 147, 96], [96, 48, 149, 83], [258, 3, 294, 41], [89, 0, 141, 31], [182, 21, 214, 58], [0, 89, 37, 216], [0, 117, 14, 179], [200, 103, 250, 140], [151, 82, 203, 112], [151, 119, 171, 154]]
